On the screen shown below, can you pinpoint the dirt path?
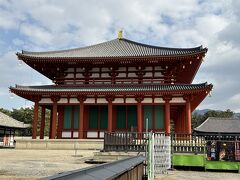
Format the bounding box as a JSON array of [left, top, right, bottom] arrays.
[[0, 149, 97, 179]]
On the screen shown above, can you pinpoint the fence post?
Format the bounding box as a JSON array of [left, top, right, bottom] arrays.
[[125, 132, 127, 152], [193, 131, 197, 155], [104, 132, 106, 152], [171, 132, 174, 155]]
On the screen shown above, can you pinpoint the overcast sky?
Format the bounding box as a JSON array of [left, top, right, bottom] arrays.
[[0, 0, 239, 112]]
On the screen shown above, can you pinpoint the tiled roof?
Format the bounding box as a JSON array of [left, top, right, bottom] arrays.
[[10, 83, 211, 94], [0, 112, 30, 129], [18, 38, 207, 58], [194, 117, 240, 133]]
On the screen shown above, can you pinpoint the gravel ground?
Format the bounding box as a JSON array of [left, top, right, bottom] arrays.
[[155, 170, 240, 180], [0, 149, 239, 180], [0, 149, 97, 180]]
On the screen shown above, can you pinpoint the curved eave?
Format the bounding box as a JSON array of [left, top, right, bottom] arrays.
[[16, 50, 207, 63], [0, 124, 30, 129], [9, 83, 213, 101]]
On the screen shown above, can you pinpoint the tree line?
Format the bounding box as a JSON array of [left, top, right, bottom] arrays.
[[0, 107, 50, 136], [191, 109, 235, 129]]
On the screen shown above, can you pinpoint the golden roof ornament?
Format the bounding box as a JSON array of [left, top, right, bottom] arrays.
[[118, 30, 123, 39]]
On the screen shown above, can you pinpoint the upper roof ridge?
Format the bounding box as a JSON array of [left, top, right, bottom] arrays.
[[18, 37, 206, 57]]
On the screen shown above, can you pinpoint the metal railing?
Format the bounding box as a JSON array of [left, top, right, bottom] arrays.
[[104, 132, 147, 152], [171, 133, 205, 154]]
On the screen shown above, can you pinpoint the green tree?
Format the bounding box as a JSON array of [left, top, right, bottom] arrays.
[[11, 107, 34, 136], [203, 109, 234, 120], [0, 108, 11, 116], [191, 111, 204, 129], [0, 107, 51, 136], [192, 109, 234, 130]]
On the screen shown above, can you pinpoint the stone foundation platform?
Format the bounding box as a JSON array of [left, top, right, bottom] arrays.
[[15, 139, 103, 150]]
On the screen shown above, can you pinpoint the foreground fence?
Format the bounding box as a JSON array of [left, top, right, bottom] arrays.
[[171, 133, 205, 154], [41, 156, 145, 180], [104, 132, 147, 152]]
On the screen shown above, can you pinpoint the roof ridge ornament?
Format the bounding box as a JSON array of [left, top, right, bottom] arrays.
[[118, 30, 123, 39]]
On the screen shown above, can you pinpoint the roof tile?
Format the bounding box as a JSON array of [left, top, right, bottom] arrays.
[[19, 38, 206, 58]]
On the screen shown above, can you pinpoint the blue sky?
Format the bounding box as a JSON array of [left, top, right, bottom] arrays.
[[0, 0, 240, 112]]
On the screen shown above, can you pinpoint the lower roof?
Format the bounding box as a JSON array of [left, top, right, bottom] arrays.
[[194, 117, 240, 133], [0, 112, 30, 129], [10, 83, 212, 96]]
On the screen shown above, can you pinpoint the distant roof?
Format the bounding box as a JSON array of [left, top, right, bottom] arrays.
[[194, 117, 240, 133], [10, 83, 212, 95], [0, 112, 30, 129], [17, 38, 207, 59]]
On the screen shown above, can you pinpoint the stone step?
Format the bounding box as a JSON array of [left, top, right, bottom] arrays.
[[91, 151, 144, 162]]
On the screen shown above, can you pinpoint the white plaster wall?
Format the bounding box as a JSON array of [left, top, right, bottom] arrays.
[[97, 98, 108, 104], [171, 97, 186, 103], [85, 98, 95, 104], [113, 98, 124, 103], [58, 98, 68, 103], [126, 98, 137, 103], [73, 132, 78, 138], [154, 97, 164, 103], [62, 132, 71, 138], [65, 73, 74, 78], [87, 132, 98, 138], [76, 73, 83, 78], [142, 98, 152, 103], [39, 98, 52, 104], [99, 132, 104, 138], [69, 98, 78, 103], [118, 73, 126, 77]]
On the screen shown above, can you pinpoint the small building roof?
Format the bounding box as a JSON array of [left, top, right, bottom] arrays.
[[194, 117, 240, 133], [17, 38, 207, 59], [0, 112, 30, 129]]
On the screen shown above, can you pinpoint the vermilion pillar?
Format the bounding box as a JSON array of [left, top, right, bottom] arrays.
[[32, 100, 39, 139], [106, 96, 114, 132], [108, 101, 113, 132], [163, 96, 172, 135], [40, 106, 45, 139], [183, 95, 192, 134], [135, 96, 144, 134], [77, 96, 86, 139], [137, 102, 142, 133], [57, 106, 64, 139], [186, 100, 192, 134], [50, 96, 60, 139]]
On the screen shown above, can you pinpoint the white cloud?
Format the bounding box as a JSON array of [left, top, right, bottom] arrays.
[[0, 0, 239, 112], [19, 23, 54, 46], [229, 93, 240, 104]]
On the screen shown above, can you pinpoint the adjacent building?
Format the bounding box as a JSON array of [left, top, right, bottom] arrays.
[[0, 112, 30, 146], [194, 117, 240, 134]]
